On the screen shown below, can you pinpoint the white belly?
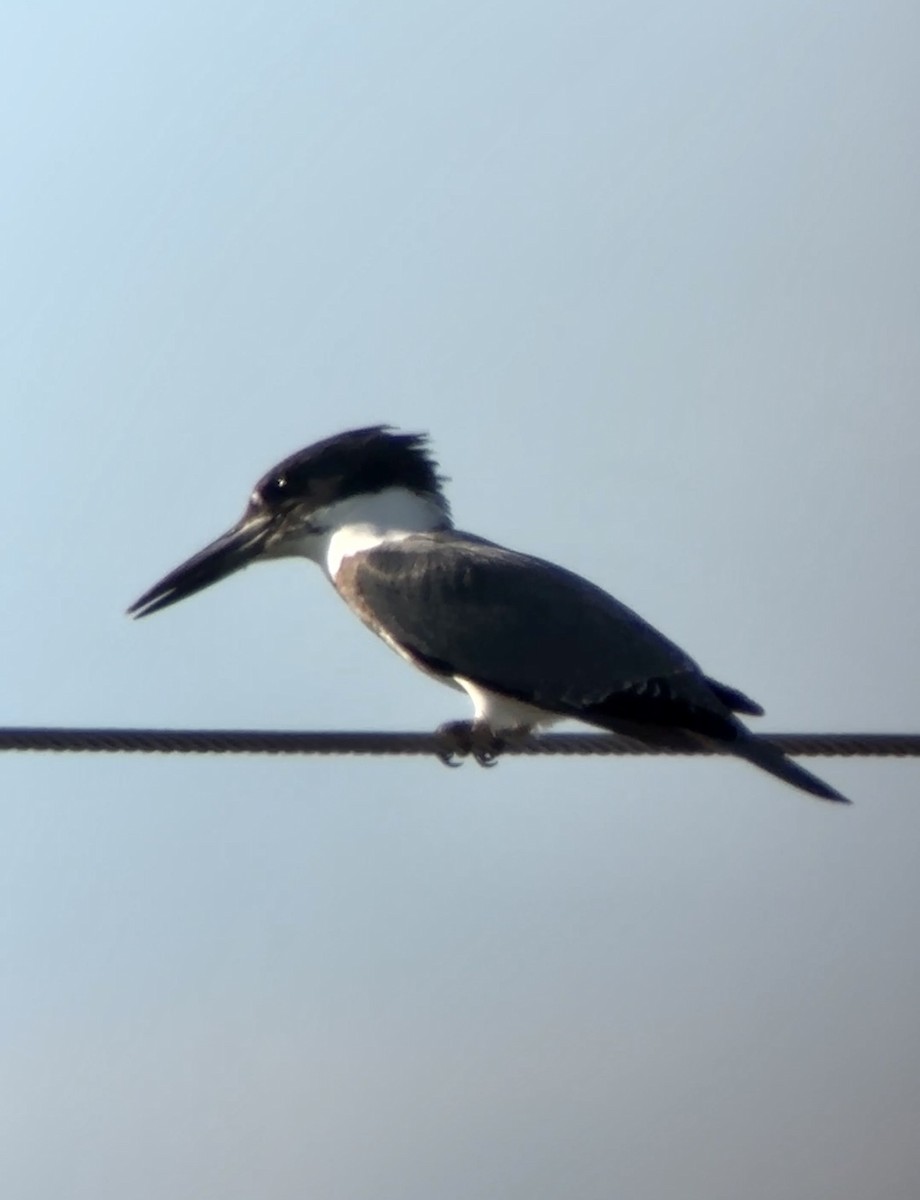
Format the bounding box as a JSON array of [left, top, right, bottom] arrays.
[[453, 676, 562, 732]]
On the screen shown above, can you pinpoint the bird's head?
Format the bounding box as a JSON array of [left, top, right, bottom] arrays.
[[128, 425, 450, 618]]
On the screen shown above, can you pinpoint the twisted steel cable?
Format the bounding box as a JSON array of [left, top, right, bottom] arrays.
[[1, 727, 918, 758]]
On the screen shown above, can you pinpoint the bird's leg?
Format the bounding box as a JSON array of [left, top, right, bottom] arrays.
[[435, 720, 510, 768]]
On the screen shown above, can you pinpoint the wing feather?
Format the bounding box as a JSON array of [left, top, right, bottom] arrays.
[[339, 532, 730, 722], [336, 532, 849, 801]]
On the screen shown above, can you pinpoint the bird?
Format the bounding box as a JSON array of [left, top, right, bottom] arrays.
[[128, 425, 847, 802]]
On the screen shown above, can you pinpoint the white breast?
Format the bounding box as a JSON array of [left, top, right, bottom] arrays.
[[320, 487, 447, 579]]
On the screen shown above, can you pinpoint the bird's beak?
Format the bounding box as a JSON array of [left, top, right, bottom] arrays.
[[127, 508, 275, 619]]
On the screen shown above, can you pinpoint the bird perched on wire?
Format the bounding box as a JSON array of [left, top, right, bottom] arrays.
[[129, 425, 847, 802]]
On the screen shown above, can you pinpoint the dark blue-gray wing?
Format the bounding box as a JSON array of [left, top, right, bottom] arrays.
[[337, 531, 731, 721], [337, 533, 851, 802]]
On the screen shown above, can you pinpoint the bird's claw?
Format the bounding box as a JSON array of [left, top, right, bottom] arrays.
[[437, 749, 465, 769], [435, 720, 507, 768]]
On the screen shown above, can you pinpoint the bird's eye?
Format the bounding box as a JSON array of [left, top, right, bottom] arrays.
[[260, 474, 289, 502]]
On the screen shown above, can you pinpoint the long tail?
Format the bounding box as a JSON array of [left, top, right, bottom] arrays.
[[579, 681, 849, 803], [727, 728, 849, 803]]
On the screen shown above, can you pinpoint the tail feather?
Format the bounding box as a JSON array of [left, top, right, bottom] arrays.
[[577, 678, 848, 803], [727, 729, 849, 803], [705, 677, 765, 717]]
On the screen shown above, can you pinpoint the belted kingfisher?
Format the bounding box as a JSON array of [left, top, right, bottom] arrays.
[[129, 425, 846, 802]]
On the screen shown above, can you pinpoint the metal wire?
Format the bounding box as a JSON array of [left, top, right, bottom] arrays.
[[1, 727, 918, 758]]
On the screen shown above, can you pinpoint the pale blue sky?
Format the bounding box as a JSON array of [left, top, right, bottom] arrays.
[[3, 2, 919, 1197]]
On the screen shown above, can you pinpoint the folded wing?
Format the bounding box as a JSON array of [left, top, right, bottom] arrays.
[[337, 530, 736, 732]]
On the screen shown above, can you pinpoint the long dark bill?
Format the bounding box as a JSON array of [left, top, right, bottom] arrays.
[[127, 510, 274, 619]]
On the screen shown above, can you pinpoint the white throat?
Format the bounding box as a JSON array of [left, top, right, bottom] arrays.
[[314, 487, 447, 578]]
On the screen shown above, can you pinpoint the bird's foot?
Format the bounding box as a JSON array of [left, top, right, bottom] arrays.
[[435, 720, 509, 768]]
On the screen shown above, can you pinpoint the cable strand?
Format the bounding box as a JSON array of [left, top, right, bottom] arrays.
[[1, 728, 918, 757]]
